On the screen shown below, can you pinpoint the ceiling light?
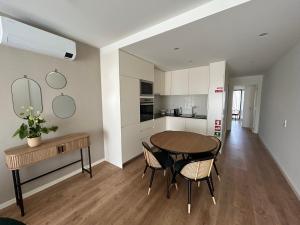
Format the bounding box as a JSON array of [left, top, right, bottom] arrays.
[[259, 32, 268, 37], [174, 47, 180, 50]]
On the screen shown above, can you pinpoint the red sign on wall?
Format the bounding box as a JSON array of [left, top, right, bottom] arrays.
[[215, 125, 221, 131], [215, 87, 224, 93], [215, 120, 221, 126]]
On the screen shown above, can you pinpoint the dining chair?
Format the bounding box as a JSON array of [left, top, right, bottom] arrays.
[[173, 156, 215, 214], [189, 136, 222, 181], [142, 142, 175, 195]]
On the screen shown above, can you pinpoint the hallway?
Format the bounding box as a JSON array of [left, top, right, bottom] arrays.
[[1, 126, 300, 225]]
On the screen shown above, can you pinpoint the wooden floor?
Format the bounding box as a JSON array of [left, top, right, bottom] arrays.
[[1, 122, 300, 225]]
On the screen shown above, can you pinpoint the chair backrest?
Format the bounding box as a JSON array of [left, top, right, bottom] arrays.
[[142, 142, 162, 168], [180, 158, 214, 180], [210, 136, 222, 158]]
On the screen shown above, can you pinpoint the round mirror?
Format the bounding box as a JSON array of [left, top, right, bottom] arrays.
[[46, 70, 67, 89], [11, 76, 43, 118], [52, 94, 76, 119]]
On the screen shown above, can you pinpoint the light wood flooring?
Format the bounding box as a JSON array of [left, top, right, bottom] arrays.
[[1, 122, 300, 225]]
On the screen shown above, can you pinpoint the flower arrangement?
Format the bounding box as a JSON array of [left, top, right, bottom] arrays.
[[13, 106, 58, 147]]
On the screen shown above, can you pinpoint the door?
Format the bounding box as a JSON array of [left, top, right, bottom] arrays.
[[242, 85, 256, 129]]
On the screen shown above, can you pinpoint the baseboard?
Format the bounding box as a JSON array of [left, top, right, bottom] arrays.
[[258, 137, 300, 201], [0, 158, 105, 210]]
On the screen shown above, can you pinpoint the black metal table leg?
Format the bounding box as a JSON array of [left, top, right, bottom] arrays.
[[12, 171, 19, 206], [15, 170, 25, 216], [88, 146, 92, 178], [80, 149, 84, 173]]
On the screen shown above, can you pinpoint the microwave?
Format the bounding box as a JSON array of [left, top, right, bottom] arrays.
[[140, 80, 153, 96]]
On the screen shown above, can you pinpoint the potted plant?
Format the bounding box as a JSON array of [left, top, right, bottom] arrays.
[[13, 106, 58, 147]]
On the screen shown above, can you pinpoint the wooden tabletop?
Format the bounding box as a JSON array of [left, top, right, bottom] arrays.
[[150, 131, 217, 154]]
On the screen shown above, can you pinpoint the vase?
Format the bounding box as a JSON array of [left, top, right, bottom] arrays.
[[27, 136, 42, 147]]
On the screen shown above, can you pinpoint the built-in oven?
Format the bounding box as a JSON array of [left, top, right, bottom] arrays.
[[140, 98, 154, 122], [140, 80, 153, 96]]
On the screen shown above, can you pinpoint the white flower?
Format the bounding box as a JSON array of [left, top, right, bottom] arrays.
[[36, 111, 41, 115], [21, 106, 25, 109], [29, 106, 34, 110]]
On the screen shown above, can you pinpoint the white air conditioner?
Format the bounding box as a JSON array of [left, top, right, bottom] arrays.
[[0, 16, 76, 60]]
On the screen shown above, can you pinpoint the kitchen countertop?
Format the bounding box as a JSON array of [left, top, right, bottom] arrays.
[[154, 113, 207, 120]]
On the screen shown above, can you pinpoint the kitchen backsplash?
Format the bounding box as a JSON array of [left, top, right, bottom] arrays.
[[154, 95, 208, 115]]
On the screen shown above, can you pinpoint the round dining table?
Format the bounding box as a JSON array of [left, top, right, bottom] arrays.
[[150, 130, 218, 198]]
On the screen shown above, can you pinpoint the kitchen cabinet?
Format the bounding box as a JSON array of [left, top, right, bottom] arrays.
[[119, 51, 154, 81], [166, 117, 186, 131], [189, 66, 210, 95], [154, 69, 163, 94], [120, 76, 140, 127], [140, 120, 155, 139], [171, 69, 189, 95], [122, 123, 141, 163], [162, 71, 172, 95], [154, 117, 166, 134], [185, 118, 207, 135]]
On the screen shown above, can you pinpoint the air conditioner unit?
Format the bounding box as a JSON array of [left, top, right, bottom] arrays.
[[0, 16, 76, 60]]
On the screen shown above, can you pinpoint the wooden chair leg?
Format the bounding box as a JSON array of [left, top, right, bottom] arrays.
[[188, 180, 192, 214], [148, 169, 155, 195], [213, 162, 221, 181], [142, 165, 148, 179], [197, 181, 201, 187], [206, 178, 216, 205]]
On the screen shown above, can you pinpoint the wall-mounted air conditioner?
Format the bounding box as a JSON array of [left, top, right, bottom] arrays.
[[0, 16, 76, 60]]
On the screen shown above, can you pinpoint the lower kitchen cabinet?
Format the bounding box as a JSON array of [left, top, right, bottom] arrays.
[[154, 117, 166, 134], [185, 118, 207, 135], [166, 117, 186, 131], [122, 123, 141, 163]]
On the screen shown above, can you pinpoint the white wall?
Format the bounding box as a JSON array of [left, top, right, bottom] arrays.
[[242, 85, 256, 128], [0, 43, 104, 205], [259, 41, 300, 197], [100, 49, 123, 168], [228, 75, 263, 133]]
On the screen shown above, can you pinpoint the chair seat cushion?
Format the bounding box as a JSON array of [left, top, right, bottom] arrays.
[[0, 218, 26, 225], [189, 152, 214, 160], [174, 159, 190, 173], [153, 151, 174, 168]]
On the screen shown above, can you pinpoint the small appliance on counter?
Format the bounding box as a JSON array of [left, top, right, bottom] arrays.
[[174, 107, 182, 117]]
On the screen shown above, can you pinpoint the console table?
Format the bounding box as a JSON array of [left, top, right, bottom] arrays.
[[4, 133, 92, 216]]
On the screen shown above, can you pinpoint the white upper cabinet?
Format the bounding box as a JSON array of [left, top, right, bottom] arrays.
[[171, 69, 189, 95], [119, 51, 154, 81], [189, 66, 210, 95], [120, 76, 140, 127], [162, 71, 172, 95]]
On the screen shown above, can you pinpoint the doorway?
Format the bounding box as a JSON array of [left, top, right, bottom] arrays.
[[232, 89, 244, 122]]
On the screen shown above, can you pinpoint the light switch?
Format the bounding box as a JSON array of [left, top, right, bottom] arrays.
[[283, 120, 287, 128]]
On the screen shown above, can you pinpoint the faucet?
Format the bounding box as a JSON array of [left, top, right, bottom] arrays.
[[192, 106, 197, 117]]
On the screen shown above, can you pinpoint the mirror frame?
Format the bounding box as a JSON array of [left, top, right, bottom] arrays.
[[45, 69, 67, 89], [11, 75, 43, 118], [52, 93, 76, 119]]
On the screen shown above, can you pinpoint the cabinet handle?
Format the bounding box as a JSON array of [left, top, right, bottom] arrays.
[[57, 145, 65, 154]]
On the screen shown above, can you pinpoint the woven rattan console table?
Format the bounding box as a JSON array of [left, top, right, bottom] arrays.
[[4, 133, 92, 216]]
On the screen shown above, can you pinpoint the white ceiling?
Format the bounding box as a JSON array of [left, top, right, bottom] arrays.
[[0, 0, 209, 47], [123, 0, 300, 76]]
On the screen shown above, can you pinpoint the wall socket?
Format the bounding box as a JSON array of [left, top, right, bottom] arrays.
[[283, 120, 287, 128]]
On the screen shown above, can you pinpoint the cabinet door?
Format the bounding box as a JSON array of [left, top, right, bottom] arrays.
[[120, 76, 140, 127], [166, 117, 186, 131], [154, 69, 162, 95], [171, 69, 189, 95], [189, 66, 209, 95], [122, 123, 141, 163], [154, 117, 166, 134], [162, 71, 172, 95], [119, 51, 154, 81], [185, 118, 207, 135]]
